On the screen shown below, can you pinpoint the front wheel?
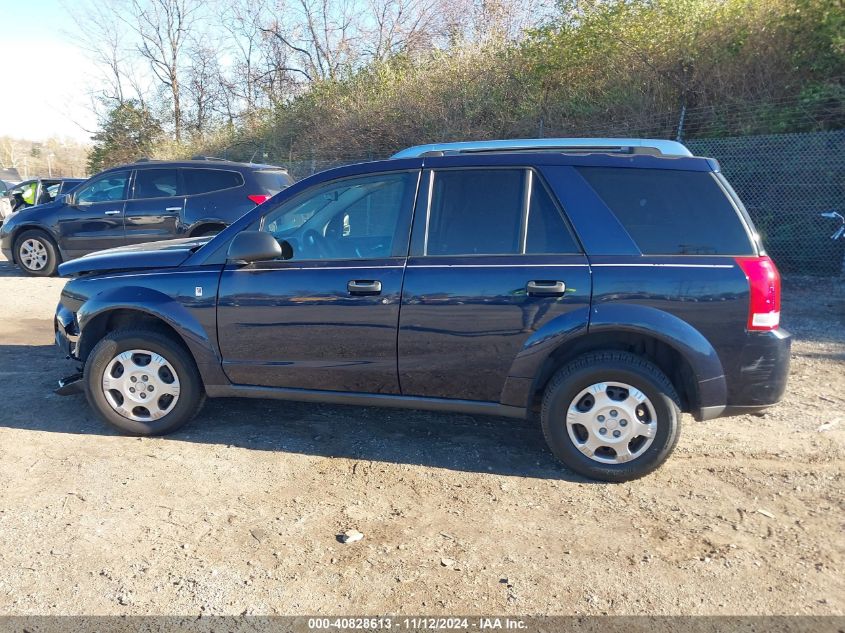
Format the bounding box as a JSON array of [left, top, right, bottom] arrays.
[[14, 230, 60, 276], [83, 329, 206, 435], [541, 351, 681, 482]]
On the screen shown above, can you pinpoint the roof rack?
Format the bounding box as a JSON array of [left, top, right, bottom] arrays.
[[391, 138, 693, 159]]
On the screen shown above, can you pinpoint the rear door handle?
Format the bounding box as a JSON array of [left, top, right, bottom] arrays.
[[104, 210, 121, 216], [347, 280, 382, 295], [526, 280, 566, 296]]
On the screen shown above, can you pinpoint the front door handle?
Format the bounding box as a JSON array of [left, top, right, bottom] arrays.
[[104, 210, 121, 216], [165, 206, 182, 212], [347, 280, 382, 295], [526, 280, 566, 296]]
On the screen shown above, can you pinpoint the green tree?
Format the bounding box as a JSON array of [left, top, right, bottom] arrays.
[[88, 100, 163, 173]]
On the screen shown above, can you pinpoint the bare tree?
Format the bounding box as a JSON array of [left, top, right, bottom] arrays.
[[220, 0, 268, 115], [364, 0, 439, 60], [260, 0, 363, 82], [64, 0, 134, 107], [184, 40, 224, 136], [128, 0, 202, 142]]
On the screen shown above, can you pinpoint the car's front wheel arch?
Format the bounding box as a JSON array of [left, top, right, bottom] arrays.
[[78, 308, 193, 365]]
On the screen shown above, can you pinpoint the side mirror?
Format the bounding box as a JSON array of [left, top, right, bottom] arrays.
[[227, 231, 284, 264]]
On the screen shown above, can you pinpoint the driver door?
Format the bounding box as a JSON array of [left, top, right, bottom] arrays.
[[56, 170, 130, 257], [216, 169, 421, 393]]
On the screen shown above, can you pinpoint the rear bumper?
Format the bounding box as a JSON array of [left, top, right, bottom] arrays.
[[698, 328, 791, 420], [729, 328, 792, 406]]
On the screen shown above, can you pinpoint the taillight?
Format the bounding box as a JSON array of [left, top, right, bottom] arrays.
[[248, 194, 270, 205], [735, 256, 781, 331]]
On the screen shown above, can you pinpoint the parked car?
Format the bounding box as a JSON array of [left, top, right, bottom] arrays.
[[6, 178, 85, 213], [0, 159, 292, 275], [50, 138, 790, 482], [0, 180, 11, 221]]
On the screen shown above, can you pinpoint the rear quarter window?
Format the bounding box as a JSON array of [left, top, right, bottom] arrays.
[[182, 168, 244, 195], [253, 170, 293, 195], [577, 167, 755, 255]]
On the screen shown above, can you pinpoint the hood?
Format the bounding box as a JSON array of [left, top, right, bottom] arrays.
[[6, 197, 63, 218], [58, 236, 212, 277]]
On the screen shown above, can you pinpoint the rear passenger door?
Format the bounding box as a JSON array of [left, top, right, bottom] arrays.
[[398, 167, 591, 403], [124, 168, 184, 244], [182, 167, 248, 228]]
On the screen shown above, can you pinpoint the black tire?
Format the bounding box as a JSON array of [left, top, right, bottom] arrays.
[[83, 328, 206, 435], [14, 229, 60, 276], [540, 351, 681, 482], [192, 226, 223, 237]]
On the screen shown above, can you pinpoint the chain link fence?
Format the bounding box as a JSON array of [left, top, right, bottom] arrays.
[[242, 130, 845, 277], [687, 130, 845, 276]]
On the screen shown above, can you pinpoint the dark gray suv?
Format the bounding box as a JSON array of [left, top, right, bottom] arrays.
[[0, 158, 292, 276]]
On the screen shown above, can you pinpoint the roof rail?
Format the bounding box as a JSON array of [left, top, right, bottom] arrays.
[[191, 155, 228, 161], [391, 138, 693, 159]]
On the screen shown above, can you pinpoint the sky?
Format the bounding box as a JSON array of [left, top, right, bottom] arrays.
[[0, 0, 99, 143]]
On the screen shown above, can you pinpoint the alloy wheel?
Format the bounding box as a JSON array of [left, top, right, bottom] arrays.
[[19, 238, 48, 271]]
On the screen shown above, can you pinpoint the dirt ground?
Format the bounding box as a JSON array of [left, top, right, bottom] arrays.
[[0, 253, 842, 617]]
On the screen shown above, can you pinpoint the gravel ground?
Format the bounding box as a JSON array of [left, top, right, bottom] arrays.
[[0, 254, 842, 616]]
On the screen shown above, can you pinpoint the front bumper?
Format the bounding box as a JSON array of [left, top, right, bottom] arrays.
[[54, 303, 80, 360]]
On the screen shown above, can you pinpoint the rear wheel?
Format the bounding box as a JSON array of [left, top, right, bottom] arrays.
[[14, 230, 60, 276], [83, 329, 206, 435], [192, 225, 224, 237], [541, 351, 681, 482]]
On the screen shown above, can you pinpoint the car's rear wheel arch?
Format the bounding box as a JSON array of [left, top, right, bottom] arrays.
[[531, 332, 699, 415], [189, 222, 227, 237]]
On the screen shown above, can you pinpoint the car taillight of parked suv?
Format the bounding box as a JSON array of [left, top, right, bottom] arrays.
[[51, 138, 790, 481], [0, 158, 293, 276]]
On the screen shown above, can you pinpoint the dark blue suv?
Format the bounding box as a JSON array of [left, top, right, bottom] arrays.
[[52, 139, 791, 481], [1, 158, 291, 276]]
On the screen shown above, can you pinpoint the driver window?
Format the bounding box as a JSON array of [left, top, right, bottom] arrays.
[[261, 172, 414, 261], [75, 171, 130, 204]]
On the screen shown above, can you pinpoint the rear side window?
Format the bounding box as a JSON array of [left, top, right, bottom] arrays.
[[182, 168, 244, 195], [422, 169, 580, 256], [253, 170, 293, 195], [427, 169, 524, 256], [134, 168, 179, 199], [525, 179, 580, 254], [578, 167, 755, 255]]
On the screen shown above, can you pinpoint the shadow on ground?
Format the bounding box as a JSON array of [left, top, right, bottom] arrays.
[[0, 343, 581, 481], [0, 260, 26, 278]]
